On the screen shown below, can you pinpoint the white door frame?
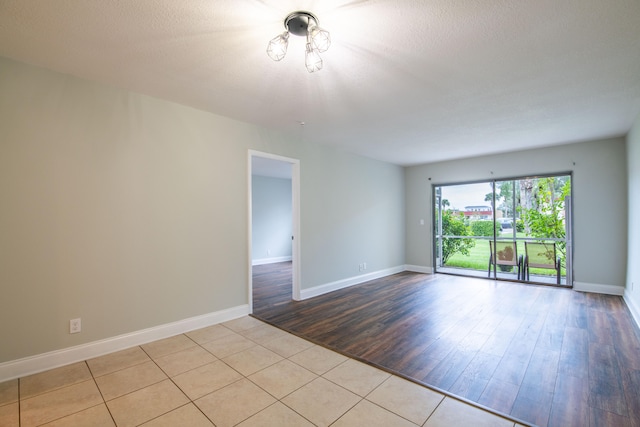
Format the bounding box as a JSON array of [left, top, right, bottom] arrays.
[[248, 150, 301, 313]]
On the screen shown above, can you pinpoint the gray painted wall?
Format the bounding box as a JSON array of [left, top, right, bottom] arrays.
[[626, 114, 640, 319], [405, 138, 628, 288], [251, 175, 292, 262], [0, 57, 405, 363], [300, 145, 406, 288]]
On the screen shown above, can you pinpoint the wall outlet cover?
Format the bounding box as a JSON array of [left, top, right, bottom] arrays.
[[70, 318, 81, 334]]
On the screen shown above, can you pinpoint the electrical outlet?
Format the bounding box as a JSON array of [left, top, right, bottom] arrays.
[[70, 318, 81, 334], [363, 262, 367, 270]]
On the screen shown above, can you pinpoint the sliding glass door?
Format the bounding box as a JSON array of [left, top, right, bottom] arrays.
[[434, 174, 572, 286], [434, 182, 499, 277]]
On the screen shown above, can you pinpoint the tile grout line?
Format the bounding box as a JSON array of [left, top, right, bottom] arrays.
[[220, 322, 365, 426], [197, 322, 301, 425], [358, 375, 425, 426], [17, 376, 21, 427], [244, 322, 437, 426], [218, 324, 319, 424], [137, 338, 211, 426], [133, 326, 299, 426], [422, 395, 447, 426], [85, 359, 119, 427]]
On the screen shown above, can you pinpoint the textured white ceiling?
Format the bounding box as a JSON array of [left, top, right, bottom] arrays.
[[1, 0, 639, 165]]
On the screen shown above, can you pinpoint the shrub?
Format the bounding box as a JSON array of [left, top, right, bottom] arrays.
[[470, 220, 496, 237], [441, 211, 475, 264]]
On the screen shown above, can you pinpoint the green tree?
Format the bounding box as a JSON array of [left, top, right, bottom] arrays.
[[496, 181, 517, 218], [521, 177, 571, 265], [441, 210, 475, 264], [519, 179, 535, 233], [486, 181, 518, 219]]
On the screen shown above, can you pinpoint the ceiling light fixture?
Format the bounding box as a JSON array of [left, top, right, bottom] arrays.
[[267, 11, 330, 73]]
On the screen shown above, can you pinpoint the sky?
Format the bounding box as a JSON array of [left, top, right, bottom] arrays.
[[439, 182, 494, 210]]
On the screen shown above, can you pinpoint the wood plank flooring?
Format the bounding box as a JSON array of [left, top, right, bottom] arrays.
[[252, 262, 640, 427]]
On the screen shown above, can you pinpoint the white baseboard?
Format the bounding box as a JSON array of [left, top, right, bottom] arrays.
[[405, 265, 433, 274], [573, 281, 625, 296], [300, 266, 405, 300], [0, 304, 250, 382], [252, 256, 292, 266], [624, 290, 640, 330]]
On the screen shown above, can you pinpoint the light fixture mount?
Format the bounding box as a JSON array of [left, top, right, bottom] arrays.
[[284, 11, 318, 36], [267, 10, 331, 73]]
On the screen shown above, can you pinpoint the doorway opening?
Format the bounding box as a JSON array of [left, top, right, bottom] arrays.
[[248, 151, 301, 314], [433, 173, 572, 286]]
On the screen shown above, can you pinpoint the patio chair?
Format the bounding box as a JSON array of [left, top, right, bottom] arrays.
[[524, 242, 561, 284], [488, 240, 522, 280]]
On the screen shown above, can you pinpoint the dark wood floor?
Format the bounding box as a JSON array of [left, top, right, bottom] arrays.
[[252, 262, 640, 427]]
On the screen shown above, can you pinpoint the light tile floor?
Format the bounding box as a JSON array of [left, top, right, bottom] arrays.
[[0, 316, 529, 426]]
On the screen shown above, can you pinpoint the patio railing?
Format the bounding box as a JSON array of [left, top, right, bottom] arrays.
[[435, 235, 568, 286]]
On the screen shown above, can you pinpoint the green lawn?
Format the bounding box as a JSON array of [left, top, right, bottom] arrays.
[[443, 234, 566, 277]]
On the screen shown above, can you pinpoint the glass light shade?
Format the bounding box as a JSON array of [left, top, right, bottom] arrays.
[[267, 32, 289, 61], [309, 25, 331, 53], [305, 43, 323, 73]]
